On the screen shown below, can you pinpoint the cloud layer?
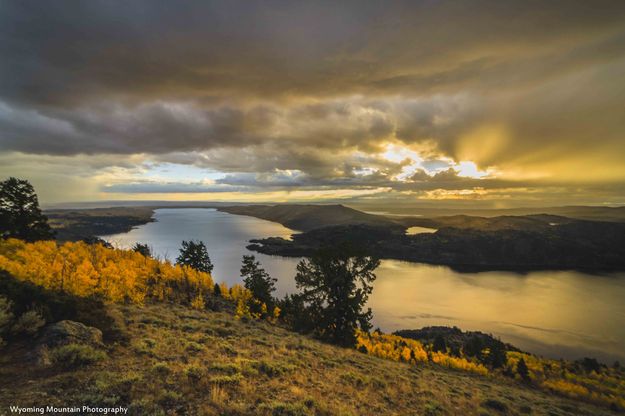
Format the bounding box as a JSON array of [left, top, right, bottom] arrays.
[[1, 1, 624, 204]]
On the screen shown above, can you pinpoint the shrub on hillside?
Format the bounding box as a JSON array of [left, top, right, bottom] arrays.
[[151, 362, 171, 376], [11, 310, 45, 336], [50, 343, 107, 369]]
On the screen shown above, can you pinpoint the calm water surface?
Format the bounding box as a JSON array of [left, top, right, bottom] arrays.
[[104, 208, 625, 363]]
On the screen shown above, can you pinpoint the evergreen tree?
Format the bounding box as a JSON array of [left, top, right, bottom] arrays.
[[176, 240, 213, 273], [449, 343, 461, 357], [293, 244, 380, 347], [0, 177, 54, 242], [132, 242, 152, 257], [463, 335, 483, 359], [517, 357, 530, 381], [432, 334, 447, 352], [488, 341, 508, 369], [241, 255, 276, 310], [214, 282, 222, 297], [277, 293, 310, 331], [82, 236, 112, 248]]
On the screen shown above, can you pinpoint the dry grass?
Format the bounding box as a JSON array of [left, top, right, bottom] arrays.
[[0, 302, 619, 416]]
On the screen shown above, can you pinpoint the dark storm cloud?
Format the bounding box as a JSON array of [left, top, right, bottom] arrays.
[[0, 97, 401, 156], [0, 101, 271, 154], [2, 0, 625, 105], [1, 0, 625, 199]]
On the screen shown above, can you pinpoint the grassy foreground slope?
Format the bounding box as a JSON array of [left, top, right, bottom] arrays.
[[0, 302, 617, 416]]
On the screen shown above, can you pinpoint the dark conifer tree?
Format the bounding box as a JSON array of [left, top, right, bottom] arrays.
[[292, 244, 380, 347], [241, 255, 276, 311], [132, 243, 152, 257], [176, 240, 214, 273], [0, 178, 54, 242], [432, 334, 447, 352], [488, 341, 508, 369], [517, 357, 530, 381]]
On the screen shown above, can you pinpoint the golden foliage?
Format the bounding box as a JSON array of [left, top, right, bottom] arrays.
[[190, 292, 206, 310], [0, 238, 214, 305], [0, 239, 270, 324], [355, 331, 488, 375], [431, 351, 489, 376], [233, 288, 255, 319], [357, 331, 625, 411], [507, 351, 625, 410], [356, 330, 427, 364], [542, 379, 590, 397], [272, 306, 281, 320]]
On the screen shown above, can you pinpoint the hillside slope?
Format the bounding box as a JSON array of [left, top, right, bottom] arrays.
[[399, 214, 575, 231], [349, 204, 625, 223], [0, 302, 617, 416], [219, 204, 399, 232]]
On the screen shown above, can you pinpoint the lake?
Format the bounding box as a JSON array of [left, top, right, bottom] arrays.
[[104, 208, 625, 363]]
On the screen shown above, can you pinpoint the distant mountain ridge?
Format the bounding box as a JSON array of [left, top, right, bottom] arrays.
[[402, 214, 577, 232], [219, 204, 588, 233], [352, 204, 625, 223]]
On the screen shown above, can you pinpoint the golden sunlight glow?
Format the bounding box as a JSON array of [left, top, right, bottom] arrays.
[[381, 143, 423, 164], [424, 188, 489, 200], [99, 187, 391, 203], [456, 124, 509, 166], [453, 161, 492, 179], [381, 143, 493, 180]]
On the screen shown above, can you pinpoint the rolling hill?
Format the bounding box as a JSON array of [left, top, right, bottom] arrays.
[[219, 204, 399, 232]]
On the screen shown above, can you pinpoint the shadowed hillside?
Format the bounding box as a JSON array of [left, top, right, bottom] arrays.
[[46, 207, 155, 241], [399, 214, 576, 231]]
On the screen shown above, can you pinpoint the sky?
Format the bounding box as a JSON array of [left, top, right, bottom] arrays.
[[1, 1, 624, 207]]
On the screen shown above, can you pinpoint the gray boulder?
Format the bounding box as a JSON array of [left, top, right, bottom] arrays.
[[39, 320, 103, 348]]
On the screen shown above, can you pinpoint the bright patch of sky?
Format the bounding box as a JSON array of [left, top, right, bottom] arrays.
[[380, 144, 491, 181], [455, 161, 491, 179], [353, 167, 378, 176], [141, 162, 224, 184]]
